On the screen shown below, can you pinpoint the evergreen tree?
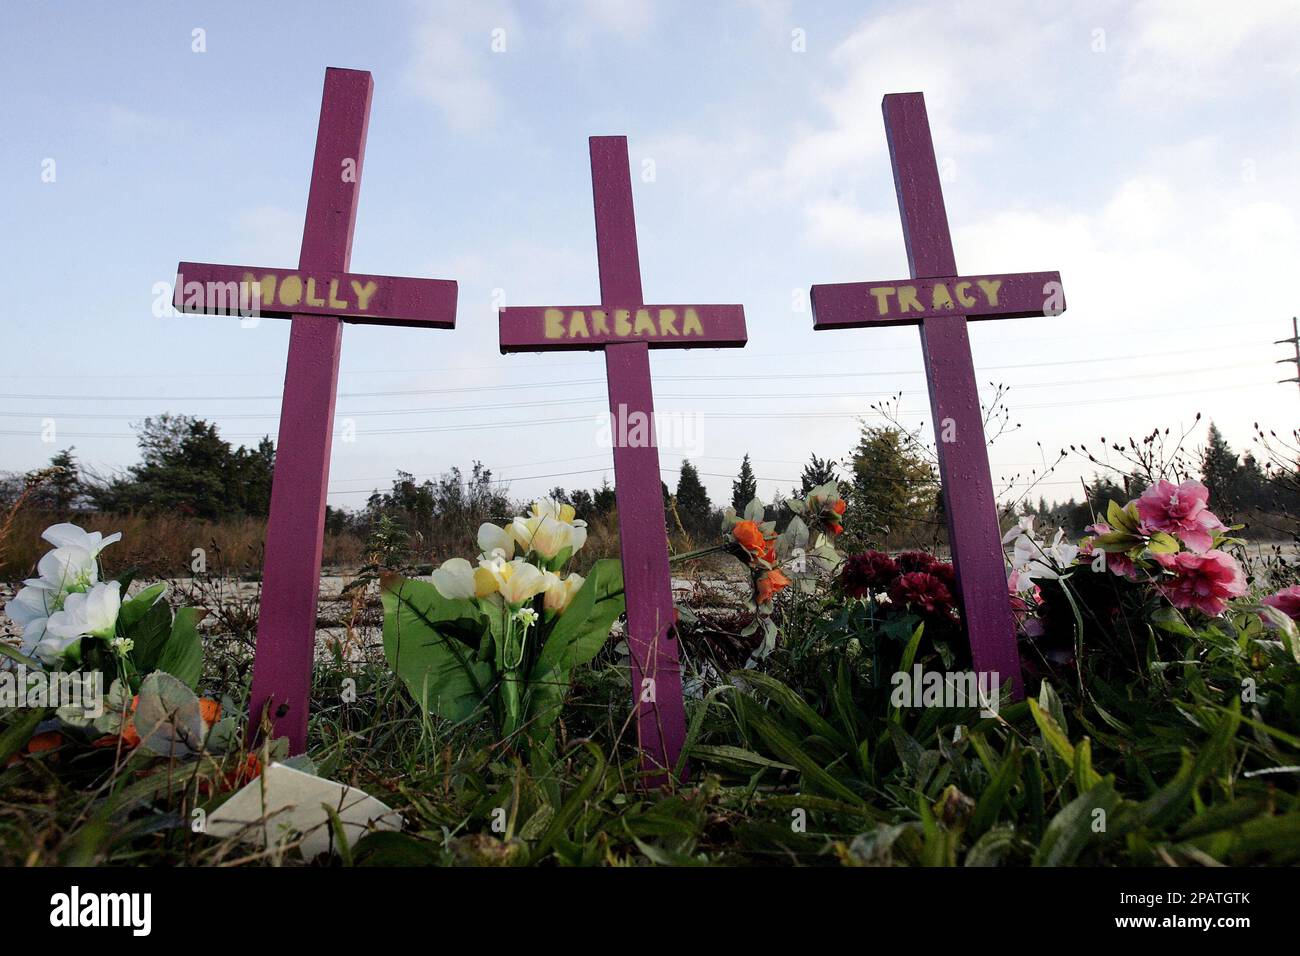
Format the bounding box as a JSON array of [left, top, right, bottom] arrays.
[[797, 453, 838, 497], [731, 453, 758, 511], [674, 460, 713, 538], [44, 448, 82, 511], [1200, 423, 1239, 511], [848, 425, 937, 534]]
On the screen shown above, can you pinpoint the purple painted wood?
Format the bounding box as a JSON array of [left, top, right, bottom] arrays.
[[811, 271, 1063, 329], [499, 136, 746, 783], [498, 304, 746, 350], [809, 93, 1070, 701], [175, 68, 457, 753], [174, 262, 456, 327]]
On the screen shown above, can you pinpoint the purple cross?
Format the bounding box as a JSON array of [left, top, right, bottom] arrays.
[[499, 136, 747, 782], [810, 93, 1067, 700], [174, 68, 458, 752]]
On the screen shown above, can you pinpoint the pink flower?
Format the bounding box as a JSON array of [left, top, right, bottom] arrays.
[[1079, 523, 1138, 579], [1154, 549, 1246, 617], [1135, 480, 1225, 553], [1262, 585, 1300, 621]]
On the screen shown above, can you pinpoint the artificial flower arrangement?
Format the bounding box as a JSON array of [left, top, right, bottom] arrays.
[[381, 498, 624, 748], [1002, 479, 1300, 674], [1, 523, 251, 777], [697, 481, 848, 660]]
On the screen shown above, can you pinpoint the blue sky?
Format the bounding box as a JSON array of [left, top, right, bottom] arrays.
[[2, 0, 1298, 513]]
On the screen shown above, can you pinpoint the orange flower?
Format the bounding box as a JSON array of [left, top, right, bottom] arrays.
[[757, 568, 791, 604], [199, 698, 222, 725], [762, 540, 777, 565], [26, 731, 62, 754], [732, 520, 767, 556], [832, 499, 847, 516], [828, 522, 844, 536]]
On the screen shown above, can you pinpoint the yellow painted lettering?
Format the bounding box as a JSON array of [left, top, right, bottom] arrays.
[[350, 280, 378, 311], [328, 278, 347, 310], [279, 275, 303, 307], [897, 286, 924, 312], [930, 283, 955, 310], [544, 308, 565, 339], [305, 277, 325, 307], [634, 308, 656, 336], [659, 308, 679, 335], [614, 309, 633, 336], [955, 281, 975, 307], [869, 286, 894, 315], [242, 272, 275, 308], [568, 310, 590, 337], [976, 279, 1002, 306], [682, 308, 704, 336], [592, 309, 610, 335]]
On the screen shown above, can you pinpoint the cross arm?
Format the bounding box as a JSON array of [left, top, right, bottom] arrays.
[[811, 270, 1063, 330], [174, 261, 457, 328], [499, 304, 746, 352]]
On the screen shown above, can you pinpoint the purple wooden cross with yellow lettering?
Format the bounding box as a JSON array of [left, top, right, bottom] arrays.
[[810, 93, 1067, 700], [174, 68, 457, 752], [499, 136, 747, 781]]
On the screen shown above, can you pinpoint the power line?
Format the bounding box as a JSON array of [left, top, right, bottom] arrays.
[[0, 342, 1273, 404]]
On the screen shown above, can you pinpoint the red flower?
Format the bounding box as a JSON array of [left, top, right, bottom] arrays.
[[839, 551, 898, 598], [831, 499, 847, 516], [732, 520, 768, 559], [1154, 549, 1247, 616], [888, 571, 954, 616], [895, 550, 939, 575]]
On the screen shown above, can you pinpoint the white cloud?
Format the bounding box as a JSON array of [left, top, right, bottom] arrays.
[[232, 204, 303, 266], [405, 0, 518, 131], [1121, 0, 1300, 97]]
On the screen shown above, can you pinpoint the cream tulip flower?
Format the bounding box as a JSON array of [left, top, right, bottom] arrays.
[[510, 514, 574, 560], [489, 558, 549, 605], [430, 558, 478, 600], [542, 571, 584, 615], [476, 523, 515, 560], [28, 545, 98, 595]]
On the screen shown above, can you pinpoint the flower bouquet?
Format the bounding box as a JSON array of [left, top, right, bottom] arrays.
[[380, 498, 625, 747]]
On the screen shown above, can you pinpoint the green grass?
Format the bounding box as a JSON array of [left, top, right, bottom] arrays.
[[3, 564, 1299, 867]]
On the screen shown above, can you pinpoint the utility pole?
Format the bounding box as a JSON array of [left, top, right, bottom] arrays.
[[1277, 316, 1300, 396]]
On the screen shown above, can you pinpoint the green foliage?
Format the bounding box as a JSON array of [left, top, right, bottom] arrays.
[[674, 460, 713, 540], [731, 454, 757, 512], [380, 559, 625, 746], [88, 414, 274, 520]]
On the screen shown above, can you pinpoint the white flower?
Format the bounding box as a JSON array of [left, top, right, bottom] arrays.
[[5, 585, 58, 654], [40, 523, 121, 558], [542, 571, 584, 615], [476, 523, 515, 560], [1001, 516, 1035, 546], [28, 545, 98, 594], [110, 636, 134, 656], [514, 606, 539, 627], [46, 581, 122, 642], [430, 557, 478, 600]]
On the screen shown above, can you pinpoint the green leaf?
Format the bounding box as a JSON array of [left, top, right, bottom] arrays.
[[1150, 606, 1195, 638], [380, 573, 492, 722], [738, 671, 850, 751], [0, 708, 49, 765], [117, 582, 167, 632], [1033, 779, 1119, 866], [533, 559, 625, 676], [134, 671, 205, 757], [156, 607, 206, 689], [125, 600, 173, 673], [969, 745, 1021, 838]]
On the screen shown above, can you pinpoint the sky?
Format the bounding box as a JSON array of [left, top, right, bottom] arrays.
[[2, 0, 1298, 513]]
